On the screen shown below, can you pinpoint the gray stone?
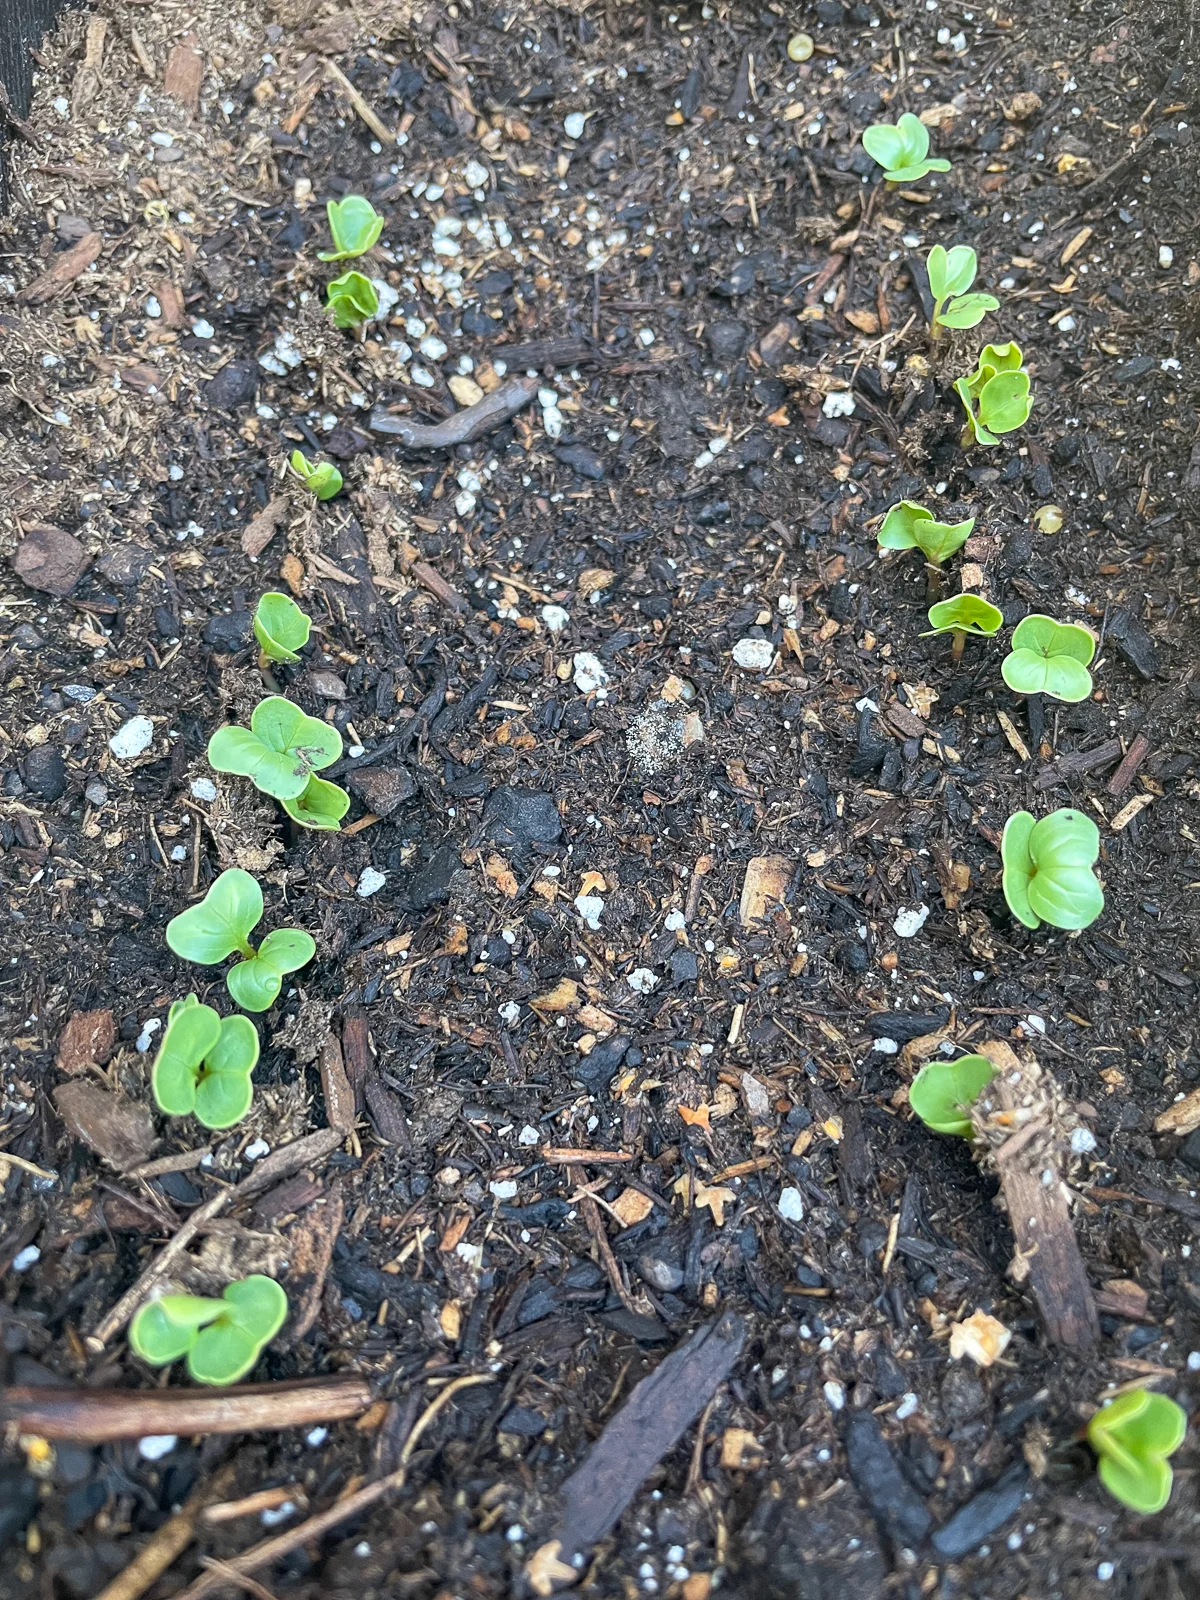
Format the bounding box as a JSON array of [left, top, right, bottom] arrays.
[[931, 1464, 1030, 1559], [22, 745, 67, 801], [843, 1411, 932, 1549], [483, 785, 562, 850], [706, 319, 749, 363], [202, 610, 253, 651]]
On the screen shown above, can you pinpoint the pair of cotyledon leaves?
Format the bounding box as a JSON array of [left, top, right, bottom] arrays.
[[926, 244, 999, 332], [129, 1275, 287, 1386], [151, 994, 259, 1129], [207, 696, 349, 830], [955, 341, 1033, 444], [166, 868, 314, 1013]]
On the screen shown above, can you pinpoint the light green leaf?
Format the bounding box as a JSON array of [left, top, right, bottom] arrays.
[[1002, 808, 1103, 931], [254, 593, 312, 664], [1000, 810, 1038, 929], [978, 369, 1032, 435], [1010, 614, 1096, 665], [222, 1274, 289, 1344], [933, 244, 977, 300], [1003, 615, 1096, 702], [226, 956, 283, 1014], [909, 1054, 997, 1137], [152, 999, 222, 1116], [877, 501, 973, 564], [251, 697, 341, 770], [188, 1323, 260, 1385], [326, 270, 379, 328], [256, 927, 316, 974], [861, 123, 908, 172], [281, 775, 350, 831], [923, 595, 1004, 637], [1089, 1390, 1187, 1514], [937, 292, 999, 329], [129, 1295, 223, 1365], [318, 195, 385, 262], [288, 451, 343, 501], [167, 869, 263, 965], [192, 1014, 259, 1129]]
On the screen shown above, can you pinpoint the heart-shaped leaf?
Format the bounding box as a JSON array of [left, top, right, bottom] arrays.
[[128, 1276, 289, 1387], [923, 595, 1004, 638], [878, 501, 974, 564], [937, 292, 999, 330], [207, 697, 342, 802], [152, 997, 222, 1117], [326, 270, 379, 328], [861, 122, 909, 172], [129, 1294, 225, 1365], [318, 195, 385, 262], [1001, 808, 1103, 931], [253, 593, 312, 663], [927, 244, 977, 301], [1087, 1389, 1187, 1514], [192, 1014, 259, 1129], [288, 451, 343, 501], [1002, 614, 1096, 702], [909, 1054, 997, 1137], [227, 928, 316, 1012], [167, 869, 263, 965], [281, 774, 351, 831], [978, 369, 1032, 435]]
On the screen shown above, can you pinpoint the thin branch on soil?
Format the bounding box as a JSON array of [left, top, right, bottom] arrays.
[[93, 1463, 236, 1600], [173, 1373, 496, 1600], [569, 1164, 638, 1315], [197, 1560, 281, 1600]]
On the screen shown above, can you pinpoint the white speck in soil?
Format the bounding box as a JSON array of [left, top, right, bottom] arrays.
[[777, 1187, 804, 1222], [564, 112, 587, 139], [357, 867, 387, 898], [893, 905, 930, 939], [895, 1393, 920, 1420], [109, 717, 154, 759], [731, 638, 775, 671], [244, 1139, 270, 1161], [12, 1246, 40, 1272], [872, 1037, 899, 1055], [572, 651, 610, 694], [540, 604, 570, 632], [490, 1179, 519, 1200], [137, 1435, 177, 1460], [574, 893, 605, 930], [627, 967, 659, 994], [823, 1380, 846, 1411], [822, 390, 856, 418], [518, 1124, 540, 1146], [261, 1503, 295, 1527]]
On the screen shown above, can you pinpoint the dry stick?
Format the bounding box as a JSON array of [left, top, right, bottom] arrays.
[[323, 59, 394, 143], [1, 1374, 373, 1443], [174, 1373, 495, 1600], [570, 1164, 638, 1316], [93, 1463, 237, 1600], [197, 1559, 281, 1600], [87, 1188, 230, 1351]]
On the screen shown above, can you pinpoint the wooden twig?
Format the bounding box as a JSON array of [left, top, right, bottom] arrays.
[[93, 1463, 236, 1600], [1, 1375, 372, 1443], [323, 59, 393, 144], [1106, 732, 1151, 797], [197, 1559, 280, 1600], [541, 1148, 632, 1165], [570, 1164, 638, 1316], [173, 1373, 495, 1600]]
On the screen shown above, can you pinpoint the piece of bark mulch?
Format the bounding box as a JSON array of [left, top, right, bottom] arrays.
[[843, 1411, 932, 1549], [18, 232, 103, 304], [53, 1080, 156, 1171], [56, 1009, 116, 1074], [11, 524, 91, 596], [163, 36, 203, 114]]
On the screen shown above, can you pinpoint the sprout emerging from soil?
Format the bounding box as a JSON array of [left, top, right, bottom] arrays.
[[166, 868, 315, 1012], [151, 994, 259, 1129], [129, 1275, 287, 1386], [926, 245, 999, 337], [288, 450, 343, 501], [922, 594, 1003, 664], [878, 500, 974, 596], [1001, 614, 1096, 703], [318, 195, 384, 262], [909, 1054, 997, 1137], [955, 341, 1033, 445], [861, 113, 951, 183], [1087, 1389, 1187, 1515], [325, 269, 379, 328], [280, 774, 351, 831], [254, 592, 312, 664], [1001, 808, 1104, 931]]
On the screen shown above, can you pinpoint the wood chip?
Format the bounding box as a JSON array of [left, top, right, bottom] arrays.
[[738, 854, 791, 925], [163, 36, 203, 115], [1109, 793, 1152, 831], [324, 58, 393, 144], [240, 497, 289, 558], [996, 709, 1031, 762], [1060, 225, 1093, 267], [609, 1187, 654, 1227], [56, 1008, 116, 1074], [19, 231, 102, 304], [1154, 1086, 1200, 1137]]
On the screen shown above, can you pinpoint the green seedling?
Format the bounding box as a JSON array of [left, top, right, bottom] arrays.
[[207, 696, 342, 803], [926, 245, 999, 336], [326, 270, 379, 329], [288, 450, 343, 501], [166, 868, 315, 1013], [151, 994, 259, 1129], [923, 594, 1004, 664], [878, 500, 974, 596], [129, 1275, 288, 1386], [955, 341, 1033, 445], [1087, 1389, 1187, 1515], [861, 112, 951, 183], [254, 592, 312, 664], [1001, 614, 1096, 703], [318, 195, 384, 262], [909, 1054, 997, 1138], [281, 774, 351, 831], [1001, 809, 1103, 932]]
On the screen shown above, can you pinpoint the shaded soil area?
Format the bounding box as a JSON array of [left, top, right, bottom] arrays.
[[2, 0, 1200, 1597]]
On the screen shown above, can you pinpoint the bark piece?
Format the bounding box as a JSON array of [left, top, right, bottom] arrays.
[[53, 1081, 156, 1172], [240, 497, 289, 557], [738, 855, 791, 926], [1033, 738, 1122, 790], [163, 36, 203, 114], [56, 1009, 116, 1074], [19, 232, 103, 304], [370, 375, 539, 448], [319, 1035, 355, 1133], [546, 1312, 745, 1568], [11, 524, 91, 596], [971, 1043, 1098, 1350], [1106, 732, 1151, 797], [286, 1191, 344, 1342]]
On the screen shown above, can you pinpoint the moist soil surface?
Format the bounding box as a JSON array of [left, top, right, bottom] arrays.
[[2, 1, 1199, 1597]]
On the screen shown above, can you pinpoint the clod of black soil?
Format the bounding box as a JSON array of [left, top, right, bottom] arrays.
[[0, 1468, 39, 1552], [21, 744, 67, 801], [931, 1464, 1031, 1559], [843, 1411, 932, 1550], [1105, 608, 1160, 678], [482, 785, 562, 850], [706, 319, 749, 363], [202, 610, 254, 651], [346, 765, 417, 816], [96, 544, 155, 586], [407, 842, 461, 910], [554, 443, 606, 480], [203, 360, 259, 409]]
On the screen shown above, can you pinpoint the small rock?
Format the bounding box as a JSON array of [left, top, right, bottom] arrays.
[[202, 611, 253, 651], [822, 390, 856, 419], [540, 604, 570, 633], [357, 867, 387, 898], [931, 1464, 1030, 1559], [732, 637, 775, 671], [138, 1435, 177, 1461], [893, 905, 930, 939], [108, 716, 154, 760], [56, 1009, 116, 1075], [21, 745, 67, 801], [563, 111, 587, 139], [11, 1246, 40, 1272], [844, 1411, 933, 1549], [63, 683, 97, 703], [96, 545, 154, 586], [637, 1253, 684, 1293], [11, 524, 90, 597], [483, 786, 563, 850], [554, 443, 606, 480], [627, 967, 658, 995], [448, 374, 485, 407], [53, 1080, 156, 1171], [347, 764, 417, 817], [84, 779, 108, 806], [706, 320, 749, 363], [190, 777, 218, 801], [574, 893, 605, 930], [573, 1032, 631, 1085], [1104, 608, 1160, 679], [408, 842, 462, 910], [307, 669, 347, 700], [778, 1187, 805, 1223], [204, 360, 258, 408], [0, 1466, 38, 1552], [670, 948, 698, 985]]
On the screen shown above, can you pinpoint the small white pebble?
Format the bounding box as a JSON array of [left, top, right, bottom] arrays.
[[895, 1393, 919, 1421], [732, 637, 775, 671], [778, 1187, 805, 1223], [243, 1139, 270, 1161], [305, 1427, 329, 1448], [564, 112, 587, 139], [627, 967, 659, 994], [893, 905, 930, 939], [518, 1124, 540, 1146], [11, 1246, 40, 1273], [138, 1435, 177, 1461], [190, 777, 218, 801], [822, 391, 856, 419], [135, 1018, 162, 1054], [1158, 245, 1174, 269], [261, 1501, 296, 1528], [354, 1541, 371, 1557], [357, 867, 387, 898], [872, 1037, 899, 1055], [1070, 1127, 1097, 1154], [109, 716, 154, 759], [1097, 1562, 1115, 1582], [823, 1380, 845, 1412], [541, 604, 570, 633], [1186, 1351, 1200, 1372], [664, 909, 687, 932], [506, 1524, 525, 1543], [191, 319, 215, 339]]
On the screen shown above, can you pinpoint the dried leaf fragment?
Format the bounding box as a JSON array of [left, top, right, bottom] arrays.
[[949, 1308, 1012, 1367]]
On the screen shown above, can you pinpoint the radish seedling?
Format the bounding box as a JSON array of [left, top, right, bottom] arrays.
[[326, 269, 378, 328], [926, 245, 999, 336], [129, 1275, 287, 1386], [955, 341, 1033, 445], [1087, 1389, 1187, 1515], [151, 994, 259, 1129], [281, 774, 351, 831], [861, 113, 951, 183], [1001, 614, 1096, 703], [288, 450, 342, 501], [923, 594, 1003, 664], [318, 195, 384, 262], [878, 500, 974, 596], [207, 695, 342, 802], [1001, 809, 1104, 931], [909, 1054, 997, 1137], [253, 592, 312, 664], [166, 868, 315, 1012]]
